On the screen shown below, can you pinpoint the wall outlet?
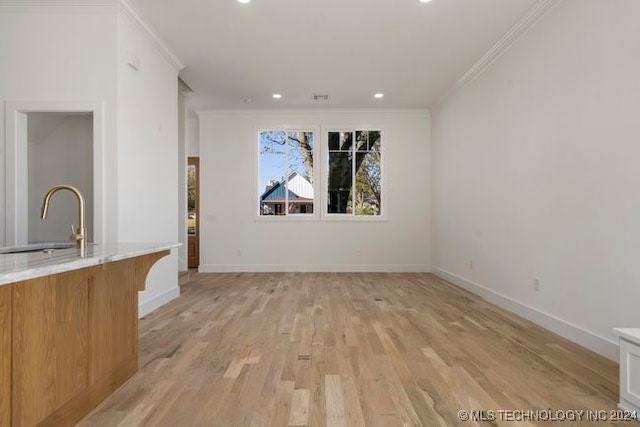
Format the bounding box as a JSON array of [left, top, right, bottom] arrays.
[[534, 278, 540, 291]]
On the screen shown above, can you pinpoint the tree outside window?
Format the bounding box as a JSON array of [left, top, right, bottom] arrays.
[[327, 130, 381, 216], [258, 130, 315, 216]]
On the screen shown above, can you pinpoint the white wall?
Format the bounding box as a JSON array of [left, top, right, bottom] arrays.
[[187, 115, 200, 156], [1, 2, 182, 316], [177, 92, 188, 272], [28, 113, 94, 243], [431, 0, 640, 360], [116, 11, 181, 316], [198, 111, 431, 272], [0, 7, 118, 245]]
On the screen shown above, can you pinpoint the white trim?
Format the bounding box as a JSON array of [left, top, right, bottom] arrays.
[[116, 0, 184, 72], [138, 286, 180, 318], [433, 0, 561, 107], [617, 338, 640, 416], [255, 127, 320, 221], [197, 109, 430, 119], [199, 263, 430, 273], [0, 0, 116, 12], [320, 215, 388, 222], [4, 100, 106, 246], [614, 328, 640, 345], [254, 215, 319, 222], [617, 402, 640, 420], [4, 110, 27, 245], [0, 0, 184, 72], [321, 127, 386, 221], [432, 266, 618, 361]]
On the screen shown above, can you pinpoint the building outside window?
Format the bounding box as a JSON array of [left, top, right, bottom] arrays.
[[258, 130, 315, 216]]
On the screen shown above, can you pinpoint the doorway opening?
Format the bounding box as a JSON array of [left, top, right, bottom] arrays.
[[187, 157, 199, 268], [27, 112, 94, 243], [4, 101, 104, 246]]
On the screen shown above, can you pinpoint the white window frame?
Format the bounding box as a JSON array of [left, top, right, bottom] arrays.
[[255, 127, 319, 221], [321, 127, 387, 221]]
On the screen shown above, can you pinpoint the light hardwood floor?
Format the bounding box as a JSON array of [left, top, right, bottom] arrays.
[[78, 273, 624, 426]]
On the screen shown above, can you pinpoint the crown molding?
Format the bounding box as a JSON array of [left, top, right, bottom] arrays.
[[116, 0, 184, 72], [433, 0, 562, 107], [0, 0, 117, 13], [0, 0, 184, 72], [196, 109, 431, 119]]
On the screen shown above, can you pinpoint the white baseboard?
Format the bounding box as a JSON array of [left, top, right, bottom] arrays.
[[138, 286, 180, 318], [198, 263, 430, 273], [432, 266, 618, 361], [618, 402, 640, 419]]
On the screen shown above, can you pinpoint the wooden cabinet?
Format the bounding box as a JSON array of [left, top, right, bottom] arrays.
[[12, 268, 95, 426], [89, 258, 138, 382], [0, 285, 11, 427], [2, 250, 169, 427]]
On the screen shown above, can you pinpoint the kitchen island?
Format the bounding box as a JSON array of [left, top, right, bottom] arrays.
[[0, 243, 178, 427]]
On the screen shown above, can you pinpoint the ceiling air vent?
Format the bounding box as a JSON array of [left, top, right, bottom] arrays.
[[313, 94, 329, 101]]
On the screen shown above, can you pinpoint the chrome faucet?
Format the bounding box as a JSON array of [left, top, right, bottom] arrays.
[[41, 184, 86, 254]]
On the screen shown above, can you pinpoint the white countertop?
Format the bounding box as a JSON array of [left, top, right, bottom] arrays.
[[0, 242, 179, 286], [613, 328, 640, 345]]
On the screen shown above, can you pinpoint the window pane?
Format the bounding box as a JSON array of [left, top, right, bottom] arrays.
[[355, 152, 381, 215], [354, 132, 381, 215], [355, 130, 369, 152], [259, 130, 314, 216], [328, 131, 353, 151], [188, 188, 196, 211], [187, 164, 196, 188], [328, 132, 340, 151], [327, 151, 352, 213], [259, 131, 287, 215], [286, 131, 314, 215], [327, 130, 381, 216]]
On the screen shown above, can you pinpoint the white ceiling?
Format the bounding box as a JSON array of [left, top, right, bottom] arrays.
[[129, 0, 539, 110]]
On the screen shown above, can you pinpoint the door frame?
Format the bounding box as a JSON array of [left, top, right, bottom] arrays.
[[187, 156, 199, 268], [4, 100, 105, 246]]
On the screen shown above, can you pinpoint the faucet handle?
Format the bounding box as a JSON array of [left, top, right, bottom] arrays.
[[70, 224, 84, 242]]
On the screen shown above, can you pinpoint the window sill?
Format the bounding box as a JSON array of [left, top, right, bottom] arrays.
[[321, 214, 388, 222], [253, 214, 388, 222], [254, 214, 320, 222]]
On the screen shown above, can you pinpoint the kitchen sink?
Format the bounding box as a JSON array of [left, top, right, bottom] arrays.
[[0, 242, 76, 254]]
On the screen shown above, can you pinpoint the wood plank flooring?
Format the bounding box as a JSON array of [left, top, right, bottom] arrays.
[[78, 273, 625, 426]]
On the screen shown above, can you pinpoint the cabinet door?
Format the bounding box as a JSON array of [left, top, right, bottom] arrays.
[[12, 270, 90, 427], [88, 258, 137, 382], [0, 285, 11, 427], [620, 339, 640, 410]]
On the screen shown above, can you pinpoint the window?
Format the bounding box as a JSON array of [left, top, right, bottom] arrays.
[[327, 130, 382, 216], [187, 158, 198, 236], [258, 130, 315, 216]]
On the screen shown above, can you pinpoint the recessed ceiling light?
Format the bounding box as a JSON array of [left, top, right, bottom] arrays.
[[374, 93, 384, 99], [272, 93, 282, 99], [419, 0, 432, 3], [238, 0, 250, 3]]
